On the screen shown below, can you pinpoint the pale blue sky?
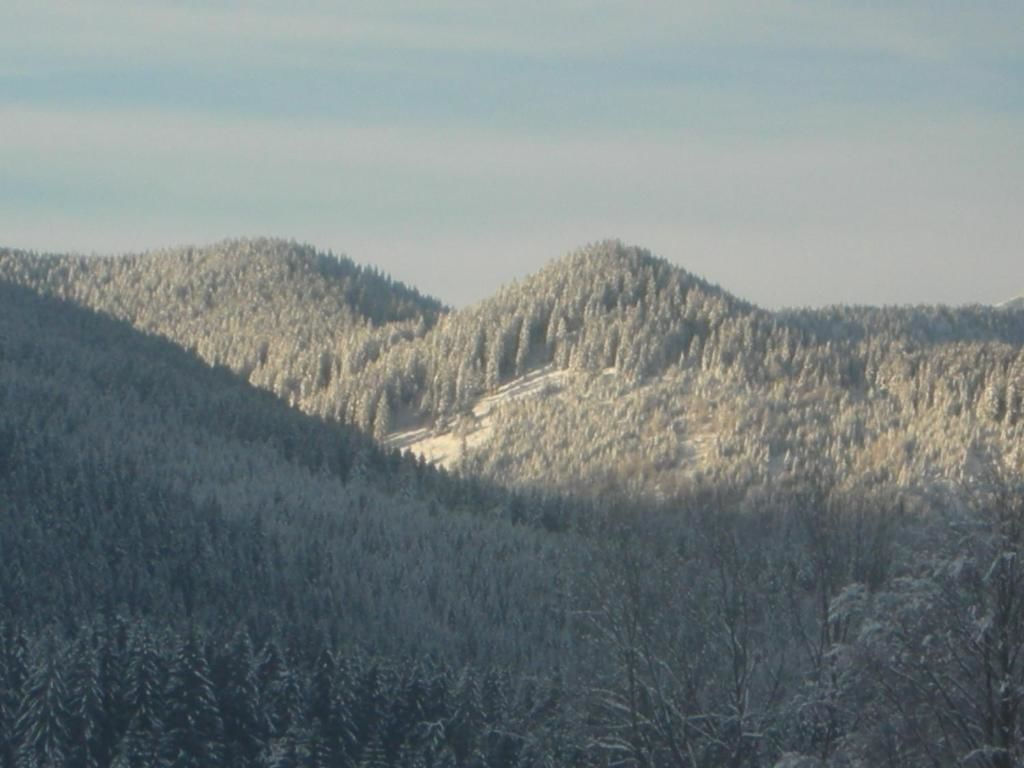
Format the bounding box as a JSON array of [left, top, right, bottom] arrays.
[[1, 1, 1022, 307]]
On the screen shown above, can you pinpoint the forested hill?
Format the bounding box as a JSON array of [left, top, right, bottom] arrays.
[[0, 238, 443, 328], [3, 239, 1024, 501], [0, 239, 443, 413], [4, 257, 1024, 766], [0, 278, 577, 668], [782, 302, 1024, 347], [0, 238, 771, 432], [0, 279, 603, 765]]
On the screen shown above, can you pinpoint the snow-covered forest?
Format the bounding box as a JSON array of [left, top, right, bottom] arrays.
[[1, 241, 1023, 766], [4, 239, 1021, 500]]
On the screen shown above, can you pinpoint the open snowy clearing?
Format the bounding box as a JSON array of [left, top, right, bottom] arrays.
[[385, 365, 570, 468]]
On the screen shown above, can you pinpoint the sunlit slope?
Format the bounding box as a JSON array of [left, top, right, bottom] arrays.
[[4, 238, 1024, 500]]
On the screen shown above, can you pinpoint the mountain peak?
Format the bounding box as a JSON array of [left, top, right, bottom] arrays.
[[540, 239, 753, 313], [559, 240, 675, 276]]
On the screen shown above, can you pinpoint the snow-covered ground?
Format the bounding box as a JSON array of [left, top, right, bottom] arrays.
[[385, 365, 569, 468], [682, 432, 716, 465]]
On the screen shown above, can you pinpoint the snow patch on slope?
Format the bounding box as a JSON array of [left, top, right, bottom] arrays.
[[682, 432, 717, 466], [386, 365, 569, 469]]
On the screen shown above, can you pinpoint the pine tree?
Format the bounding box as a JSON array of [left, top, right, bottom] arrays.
[[117, 625, 165, 768], [352, 661, 388, 755], [257, 642, 301, 740], [445, 669, 482, 765], [0, 627, 30, 768], [485, 331, 503, 392], [215, 630, 266, 768], [982, 376, 1007, 422], [553, 318, 570, 369], [67, 639, 110, 768], [392, 665, 428, 754], [14, 648, 72, 768], [373, 392, 392, 442], [307, 649, 355, 766], [1007, 377, 1022, 425], [161, 634, 224, 768], [514, 316, 532, 377]]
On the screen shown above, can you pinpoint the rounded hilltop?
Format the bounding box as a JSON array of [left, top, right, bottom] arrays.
[[999, 295, 1024, 311]]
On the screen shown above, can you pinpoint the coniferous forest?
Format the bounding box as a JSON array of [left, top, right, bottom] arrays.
[[2, 240, 1023, 766]]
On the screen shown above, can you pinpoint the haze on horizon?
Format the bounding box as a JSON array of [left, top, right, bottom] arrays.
[[1, 1, 1021, 309]]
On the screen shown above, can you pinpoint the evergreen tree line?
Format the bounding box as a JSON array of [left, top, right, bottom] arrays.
[[4, 479, 1023, 768], [0, 618, 571, 768]]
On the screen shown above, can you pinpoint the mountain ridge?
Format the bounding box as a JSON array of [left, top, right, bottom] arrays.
[[2, 237, 1023, 501], [2, 238, 1024, 765]]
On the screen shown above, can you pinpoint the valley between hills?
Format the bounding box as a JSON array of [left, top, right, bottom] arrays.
[[1, 238, 1023, 766], [3, 238, 1022, 502]]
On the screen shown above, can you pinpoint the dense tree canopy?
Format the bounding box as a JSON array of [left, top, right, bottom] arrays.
[[3, 238, 1021, 502], [2, 239, 1023, 766]]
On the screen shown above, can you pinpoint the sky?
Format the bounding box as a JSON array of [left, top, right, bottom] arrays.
[[1, 1, 1022, 309]]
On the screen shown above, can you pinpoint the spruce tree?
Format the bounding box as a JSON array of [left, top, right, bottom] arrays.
[[0, 627, 30, 768], [118, 625, 166, 767], [67, 640, 109, 768], [14, 648, 72, 768], [161, 633, 224, 768], [216, 630, 266, 768]]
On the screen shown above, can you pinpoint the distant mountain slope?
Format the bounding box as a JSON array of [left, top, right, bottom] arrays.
[[0, 239, 762, 432], [344, 242, 1024, 498], [4, 251, 1024, 767], [3, 238, 1023, 500], [782, 301, 1024, 346], [350, 240, 764, 431], [0, 238, 444, 410], [0, 279, 576, 670], [999, 295, 1024, 311]]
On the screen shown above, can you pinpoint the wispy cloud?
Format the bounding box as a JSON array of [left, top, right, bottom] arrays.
[[2, 103, 1020, 306], [0, 2, 1021, 306], [5, 1, 1023, 67]]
